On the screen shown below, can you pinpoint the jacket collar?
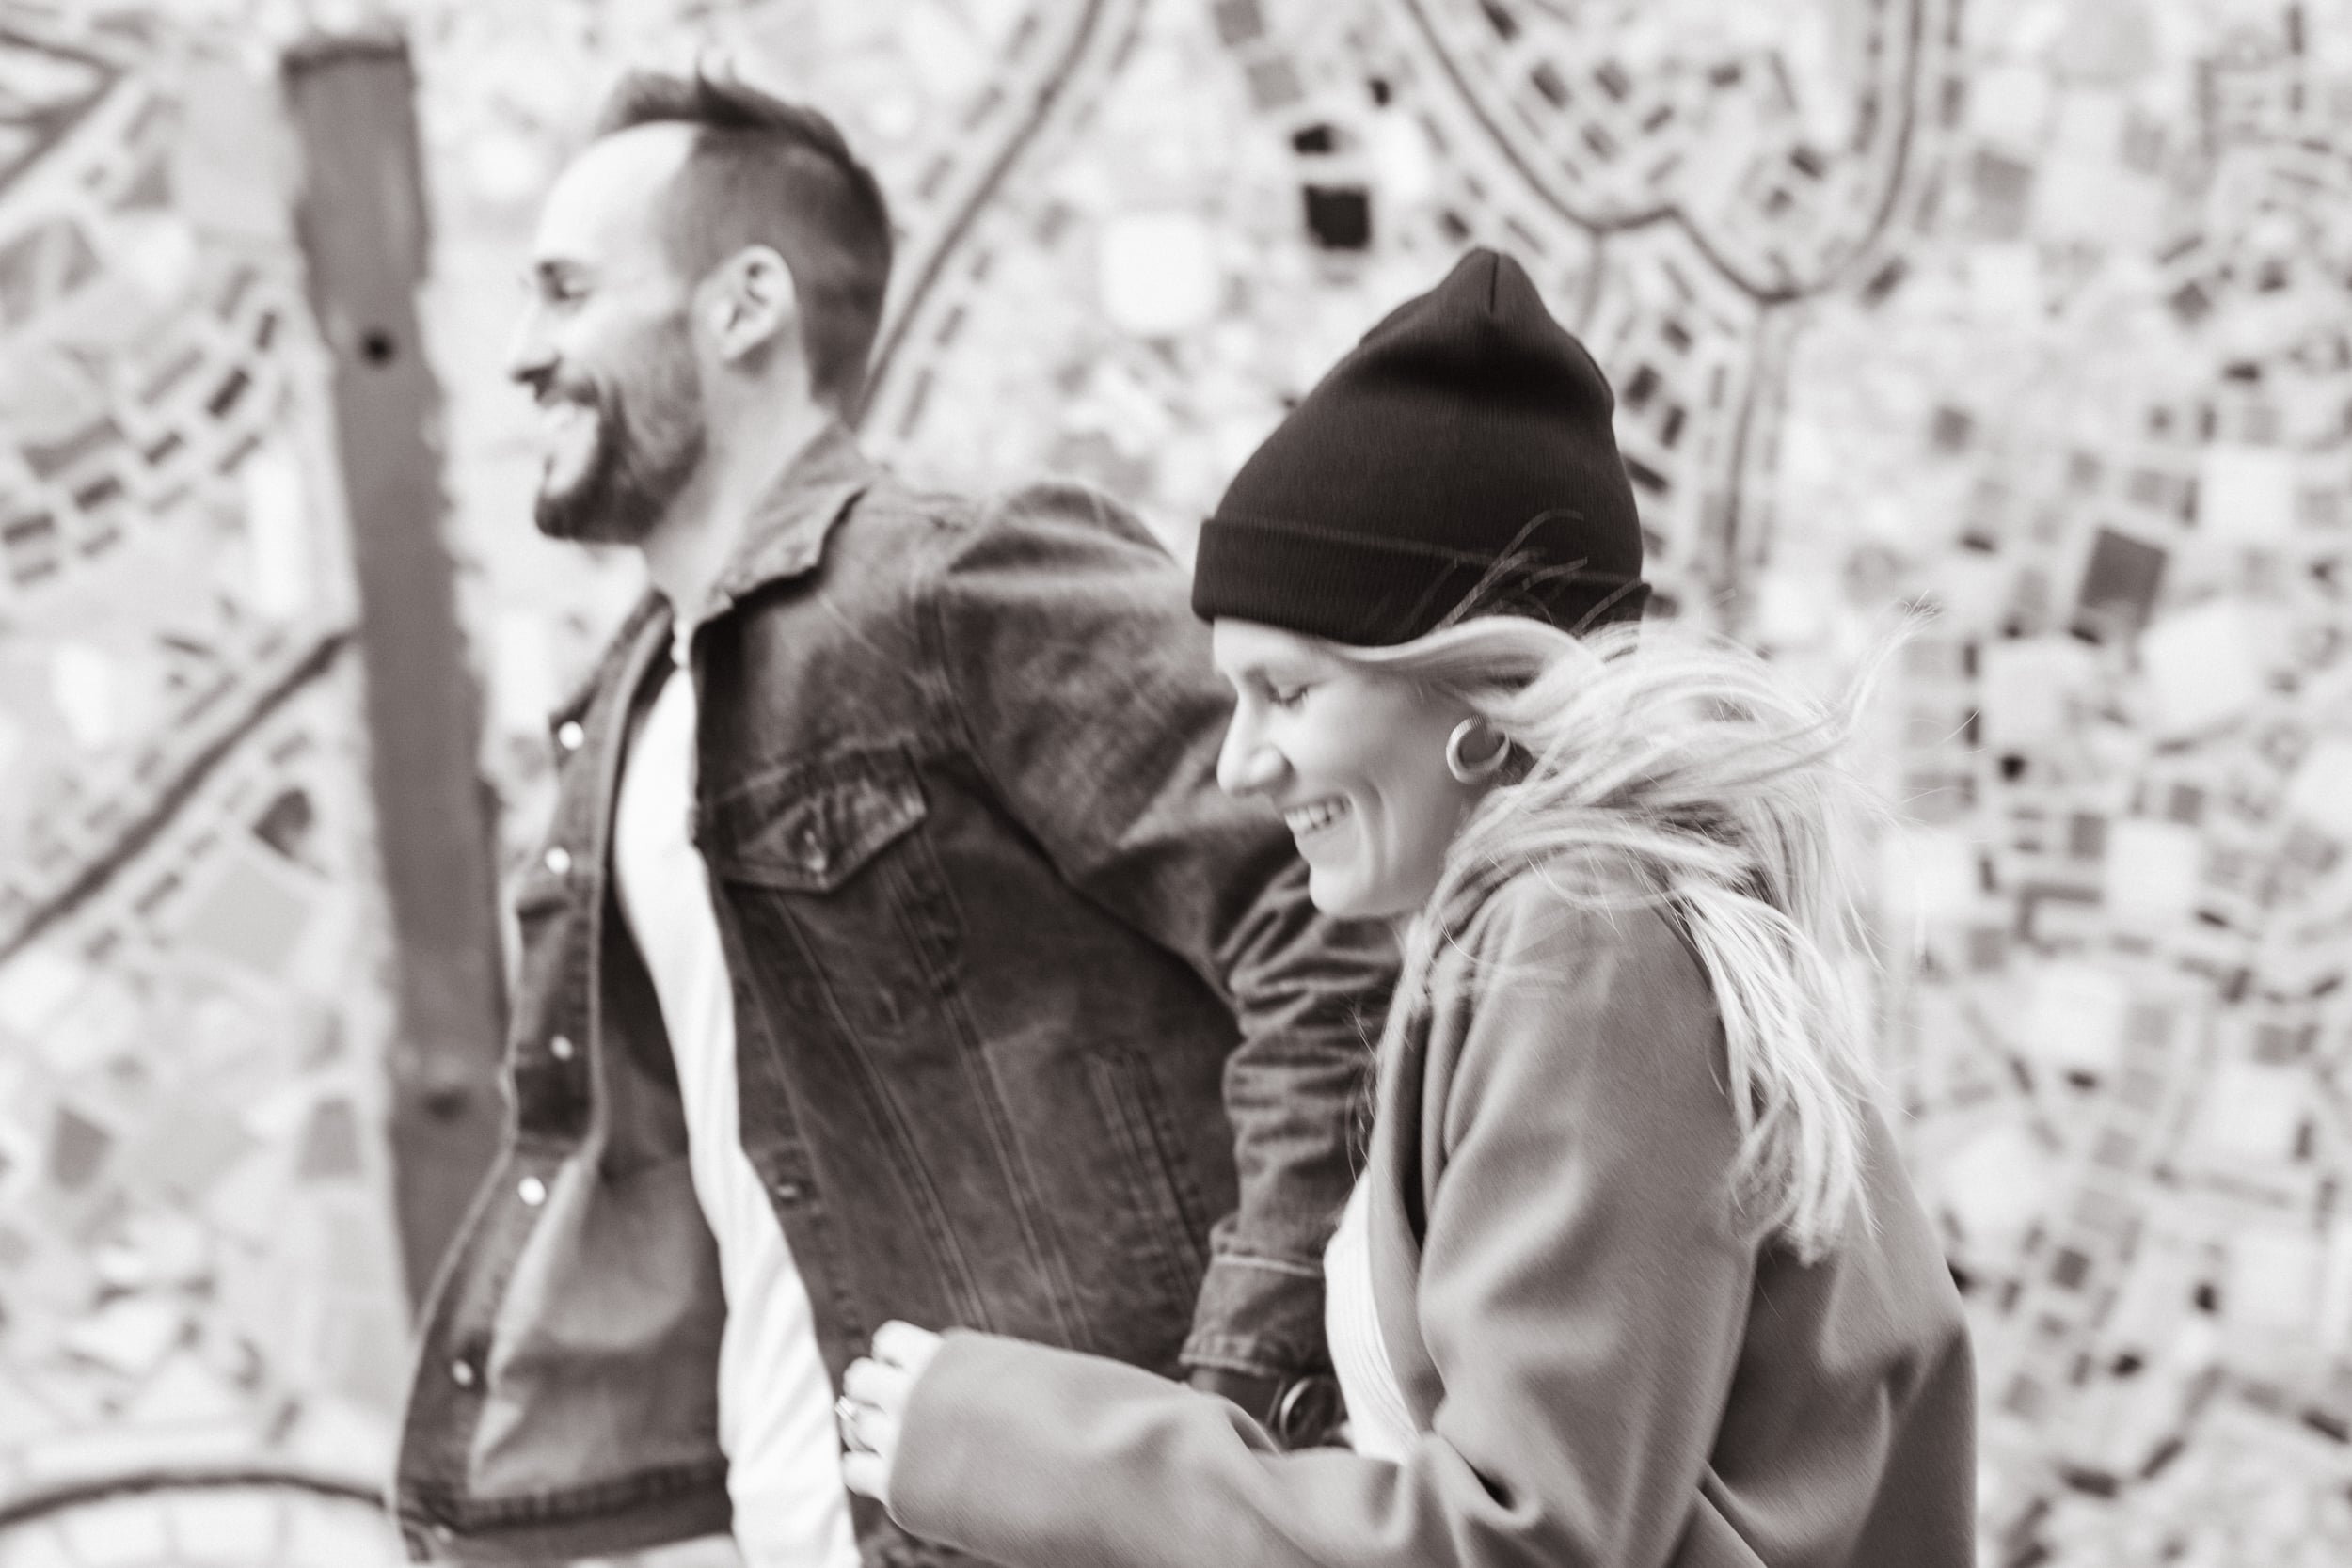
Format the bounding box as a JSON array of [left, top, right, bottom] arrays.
[[692, 418, 874, 629], [544, 420, 872, 740]]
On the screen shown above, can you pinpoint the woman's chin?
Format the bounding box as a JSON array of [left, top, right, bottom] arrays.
[[1305, 866, 1398, 923], [1303, 864, 1362, 920]]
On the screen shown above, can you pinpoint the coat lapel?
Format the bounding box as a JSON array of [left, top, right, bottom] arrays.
[[1364, 1006, 1445, 1430]]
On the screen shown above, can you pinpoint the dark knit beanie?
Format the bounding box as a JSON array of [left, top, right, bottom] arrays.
[[1191, 248, 1648, 645]]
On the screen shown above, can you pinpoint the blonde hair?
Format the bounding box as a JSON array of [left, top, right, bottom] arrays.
[[1332, 614, 1891, 1262]]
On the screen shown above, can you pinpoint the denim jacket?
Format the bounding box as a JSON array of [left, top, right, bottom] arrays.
[[391, 425, 1395, 1564]]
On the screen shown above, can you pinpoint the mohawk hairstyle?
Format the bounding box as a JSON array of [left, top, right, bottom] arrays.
[[596, 69, 893, 411]]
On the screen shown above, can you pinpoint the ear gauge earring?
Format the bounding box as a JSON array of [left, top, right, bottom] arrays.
[[1446, 719, 1511, 784]]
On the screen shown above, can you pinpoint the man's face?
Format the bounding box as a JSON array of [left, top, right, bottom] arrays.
[[510, 126, 708, 545]]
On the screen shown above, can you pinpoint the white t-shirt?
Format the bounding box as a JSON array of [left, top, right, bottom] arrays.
[[612, 643, 860, 1568], [1323, 1172, 1419, 1463]]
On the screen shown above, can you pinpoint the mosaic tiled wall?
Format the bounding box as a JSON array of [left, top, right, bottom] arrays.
[[412, 3, 2352, 1562], [0, 10, 408, 1565], [5, 2, 2351, 1566]]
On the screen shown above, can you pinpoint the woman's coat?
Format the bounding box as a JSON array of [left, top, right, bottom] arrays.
[[886, 873, 1977, 1568]]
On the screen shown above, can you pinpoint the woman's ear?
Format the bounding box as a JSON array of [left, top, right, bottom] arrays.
[[1445, 717, 1513, 784]]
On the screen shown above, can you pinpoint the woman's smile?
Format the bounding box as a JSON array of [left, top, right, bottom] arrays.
[[1281, 796, 1352, 842]]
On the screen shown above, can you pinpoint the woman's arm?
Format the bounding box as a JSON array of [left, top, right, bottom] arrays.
[[864, 886, 1761, 1568]]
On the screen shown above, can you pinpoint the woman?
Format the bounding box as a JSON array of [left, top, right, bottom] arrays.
[[834, 249, 1975, 1567]]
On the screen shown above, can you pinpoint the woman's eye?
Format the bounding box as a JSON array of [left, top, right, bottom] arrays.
[[1267, 684, 1310, 711]]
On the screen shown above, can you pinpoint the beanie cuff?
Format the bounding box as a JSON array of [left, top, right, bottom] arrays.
[[1191, 512, 1649, 646]]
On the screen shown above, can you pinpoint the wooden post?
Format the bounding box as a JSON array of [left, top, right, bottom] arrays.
[[281, 28, 504, 1312]]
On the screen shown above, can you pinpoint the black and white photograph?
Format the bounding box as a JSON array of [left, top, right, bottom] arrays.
[[0, 3, 2347, 1566]]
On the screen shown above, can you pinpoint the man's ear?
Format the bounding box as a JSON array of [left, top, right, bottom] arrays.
[[706, 244, 799, 364]]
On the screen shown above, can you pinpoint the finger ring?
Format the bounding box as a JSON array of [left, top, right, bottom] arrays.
[[834, 1394, 864, 1448]]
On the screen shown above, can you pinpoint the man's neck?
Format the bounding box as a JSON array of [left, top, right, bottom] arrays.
[[640, 400, 834, 627]]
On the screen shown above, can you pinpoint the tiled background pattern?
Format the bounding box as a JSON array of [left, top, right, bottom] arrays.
[[0, 8, 413, 1565], [2, 2, 2350, 1565]]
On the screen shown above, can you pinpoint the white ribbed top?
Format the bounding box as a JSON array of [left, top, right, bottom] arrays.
[[1323, 1173, 1419, 1463]]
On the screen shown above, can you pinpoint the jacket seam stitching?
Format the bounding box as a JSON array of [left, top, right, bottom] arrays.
[[920, 500, 1012, 832], [1208, 1252, 1323, 1279]]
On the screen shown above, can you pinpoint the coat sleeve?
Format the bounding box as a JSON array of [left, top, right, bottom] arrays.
[[925, 480, 1396, 1382], [886, 885, 1761, 1568]]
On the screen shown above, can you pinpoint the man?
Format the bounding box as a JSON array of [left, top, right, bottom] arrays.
[[391, 70, 1391, 1567]]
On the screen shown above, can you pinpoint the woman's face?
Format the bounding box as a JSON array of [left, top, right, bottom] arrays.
[[1211, 620, 1486, 920]]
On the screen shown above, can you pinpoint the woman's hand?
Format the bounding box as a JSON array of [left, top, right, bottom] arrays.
[[838, 1320, 945, 1508]]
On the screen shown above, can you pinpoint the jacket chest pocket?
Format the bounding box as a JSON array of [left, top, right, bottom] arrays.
[[693, 746, 969, 1056], [694, 747, 929, 894]]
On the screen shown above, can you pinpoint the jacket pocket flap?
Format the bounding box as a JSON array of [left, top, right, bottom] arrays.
[[697, 748, 927, 893]]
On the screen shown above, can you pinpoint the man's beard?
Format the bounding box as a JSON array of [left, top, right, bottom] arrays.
[[533, 335, 707, 546]]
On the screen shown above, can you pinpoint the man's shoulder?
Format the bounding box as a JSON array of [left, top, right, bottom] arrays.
[[836, 463, 980, 543], [982, 476, 1162, 542], [851, 466, 1168, 560]]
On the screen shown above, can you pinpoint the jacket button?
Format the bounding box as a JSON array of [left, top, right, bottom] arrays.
[[544, 846, 573, 877], [772, 1180, 804, 1203], [548, 1034, 576, 1062], [556, 720, 585, 752], [517, 1176, 548, 1207], [450, 1358, 477, 1388]]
